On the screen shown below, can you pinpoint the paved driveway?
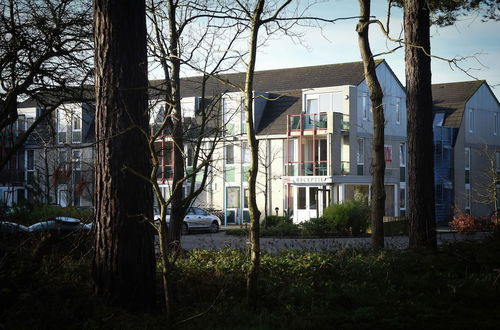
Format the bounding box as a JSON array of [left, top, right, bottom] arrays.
[[179, 231, 490, 254]]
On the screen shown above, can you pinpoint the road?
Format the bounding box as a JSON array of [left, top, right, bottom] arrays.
[[178, 230, 490, 254]]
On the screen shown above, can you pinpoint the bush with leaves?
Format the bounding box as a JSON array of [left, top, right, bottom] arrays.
[[449, 209, 481, 235], [322, 200, 370, 235]]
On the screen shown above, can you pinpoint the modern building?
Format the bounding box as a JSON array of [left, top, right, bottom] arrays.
[[432, 80, 500, 222], [3, 61, 499, 226]]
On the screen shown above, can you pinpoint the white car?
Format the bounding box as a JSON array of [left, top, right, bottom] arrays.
[[155, 207, 221, 234]]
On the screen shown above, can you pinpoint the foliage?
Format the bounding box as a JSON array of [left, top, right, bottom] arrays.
[[323, 200, 370, 235], [2, 233, 500, 329], [262, 215, 289, 227], [301, 217, 339, 237], [449, 209, 482, 235], [261, 221, 301, 237]]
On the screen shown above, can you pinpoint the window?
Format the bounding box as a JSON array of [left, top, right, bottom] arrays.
[[468, 109, 474, 133], [186, 147, 193, 167], [298, 187, 306, 209], [496, 152, 500, 173], [26, 150, 35, 185], [306, 98, 318, 114], [72, 113, 82, 143], [362, 93, 369, 120], [433, 112, 444, 126], [241, 98, 246, 134], [357, 138, 364, 176], [242, 142, 250, 164], [57, 111, 69, 144], [395, 98, 401, 125], [399, 143, 406, 166], [222, 98, 235, 136], [182, 100, 195, 118], [72, 150, 81, 170], [332, 92, 343, 113], [465, 147, 470, 185], [319, 94, 331, 113], [310, 187, 318, 210], [225, 144, 234, 165], [494, 112, 498, 136], [399, 187, 406, 209]]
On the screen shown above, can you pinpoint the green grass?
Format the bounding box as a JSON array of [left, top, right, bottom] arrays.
[[1, 232, 500, 329]]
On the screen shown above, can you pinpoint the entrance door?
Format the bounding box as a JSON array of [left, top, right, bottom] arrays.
[[295, 186, 326, 222], [225, 186, 240, 224]]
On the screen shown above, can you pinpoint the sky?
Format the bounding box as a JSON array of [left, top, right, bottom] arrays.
[[251, 1, 500, 100]]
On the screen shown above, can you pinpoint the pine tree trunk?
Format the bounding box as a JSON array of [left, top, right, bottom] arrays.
[[404, 0, 437, 249], [357, 0, 385, 250], [92, 0, 156, 311]]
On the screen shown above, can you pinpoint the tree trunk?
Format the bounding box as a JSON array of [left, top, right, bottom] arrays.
[[404, 0, 437, 249], [357, 0, 385, 250], [245, 0, 265, 311], [92, 0, 156, 311]]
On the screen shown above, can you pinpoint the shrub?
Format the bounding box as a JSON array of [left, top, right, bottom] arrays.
[[262, 215, 289, 228], [449, 209, 481, 235], [301, 217, 338, 237], [261, 221, 301, 237], [323, 200, 370, 235], [1, 204, 93, 226]]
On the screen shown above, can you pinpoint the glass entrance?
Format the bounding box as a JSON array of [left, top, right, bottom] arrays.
[[225, 186, 240, 224], [295, 186, 329, 222]]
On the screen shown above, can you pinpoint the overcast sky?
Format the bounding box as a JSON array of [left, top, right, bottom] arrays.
[[253, 1, 500, 99]]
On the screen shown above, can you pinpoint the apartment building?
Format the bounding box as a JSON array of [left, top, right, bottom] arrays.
[[173, 60, 408, 224], [5, 60, 498, 226], [432, 81, 500, 222], [0, 101, 95, 207]]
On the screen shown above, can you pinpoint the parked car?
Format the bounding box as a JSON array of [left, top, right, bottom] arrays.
[[0, 221, 29, 232], [29, 217, 92, 232], [154, 207, 221, 234]]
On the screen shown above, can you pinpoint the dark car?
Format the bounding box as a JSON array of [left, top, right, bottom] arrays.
[[29, 217, 91, 232], [0, 221, 29, 232]]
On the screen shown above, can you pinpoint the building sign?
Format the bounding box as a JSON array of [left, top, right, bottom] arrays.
[[283, 176, 332, 184], [384, 145, 393, 162]]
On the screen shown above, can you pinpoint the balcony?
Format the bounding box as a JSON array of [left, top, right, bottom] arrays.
[[285, 161, 328, 176], [288, 113, 327, 131]]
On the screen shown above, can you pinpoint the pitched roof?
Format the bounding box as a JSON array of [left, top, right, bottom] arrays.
[[257, 90, 302, 135], [150, 60, 381, 98], [432, 80, 484, 128]]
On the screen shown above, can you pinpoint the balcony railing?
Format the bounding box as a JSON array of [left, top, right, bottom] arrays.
[[285, 161, 328, 176], [288, 113, 327, 131]]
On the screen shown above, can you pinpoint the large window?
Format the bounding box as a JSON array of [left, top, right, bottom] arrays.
[[72, 150, 81, 170], [72, 113, 82, 143], [305, 92, 344, 114], [26, 150, 35, 185]]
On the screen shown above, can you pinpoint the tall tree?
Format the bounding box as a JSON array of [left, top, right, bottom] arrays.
[[92, 0, 156, 310], [404, 0, 437, 249], [356, 0, 385, 250]]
